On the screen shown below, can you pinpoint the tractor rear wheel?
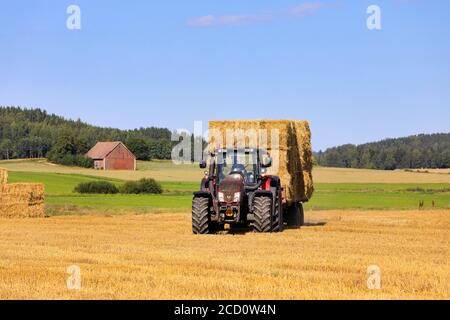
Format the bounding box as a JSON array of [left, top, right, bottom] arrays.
[[252, 196, 272, 233], [192, 197, 211, 234], [272, 189, 284, 232]]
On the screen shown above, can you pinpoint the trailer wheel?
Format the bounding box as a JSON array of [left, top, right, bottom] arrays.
[[192, 197, 211, 234], [299, 203, 305, 226], [252, 196, 272, 233], [285, 203, 304, 228]]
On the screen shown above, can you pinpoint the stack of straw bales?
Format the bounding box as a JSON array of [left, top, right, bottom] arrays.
[[208, 120, 314, 203], [0, 167, 7, 187], [0, 167, 45, 218]]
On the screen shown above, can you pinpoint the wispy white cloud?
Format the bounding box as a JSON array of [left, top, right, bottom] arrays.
[[187, 2, 329, 28], [187, 14, 273, 27], [393, 0, 421, 4], [289, 2, 325, 17]]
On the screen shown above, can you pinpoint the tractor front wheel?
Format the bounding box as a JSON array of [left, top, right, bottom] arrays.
[[192, 197, 211, 234], [252, 196, 272, 233]]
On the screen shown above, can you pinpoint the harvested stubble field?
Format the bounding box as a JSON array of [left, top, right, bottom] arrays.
[[0, 210, 448, 300], [0, 159, 449, 299]]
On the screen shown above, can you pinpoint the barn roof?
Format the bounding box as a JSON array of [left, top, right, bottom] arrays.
[[86, 141, 133, 159]]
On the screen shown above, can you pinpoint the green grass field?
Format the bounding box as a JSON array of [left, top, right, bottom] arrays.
[[306, 183, 450, 210], [6, 171, 450, 215], [8, 171, 198, 193]]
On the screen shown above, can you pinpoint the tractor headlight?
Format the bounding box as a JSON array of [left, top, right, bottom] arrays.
[[233, 192, 241, 202], [218, 192, 225, 202]]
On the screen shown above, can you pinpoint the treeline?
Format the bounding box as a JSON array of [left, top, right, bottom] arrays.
[[315, 133, 450, 170], [0, 106, 175, 162]]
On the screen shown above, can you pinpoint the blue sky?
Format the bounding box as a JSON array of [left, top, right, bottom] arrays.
[[0, 0, 449, 150]]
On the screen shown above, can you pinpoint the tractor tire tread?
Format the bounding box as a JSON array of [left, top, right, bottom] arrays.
[[192, 197, 210, 234], [252, 196, 272, 233]]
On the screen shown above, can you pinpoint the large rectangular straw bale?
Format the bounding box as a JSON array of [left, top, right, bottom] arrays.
[[208, 120, 314, 203], [0, 183, 45, 218], [0, 167, 7, 186]]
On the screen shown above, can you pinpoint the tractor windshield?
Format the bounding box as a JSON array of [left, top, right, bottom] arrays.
[[216, 150, 258, 184]]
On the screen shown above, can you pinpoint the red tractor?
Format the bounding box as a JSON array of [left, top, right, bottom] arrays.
[[192, 148, 304, 234]]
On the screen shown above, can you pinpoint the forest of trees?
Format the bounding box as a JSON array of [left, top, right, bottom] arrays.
[[2, 107, 449, 170], [0, 106, 176, 163], [315, 133, 450, 170]]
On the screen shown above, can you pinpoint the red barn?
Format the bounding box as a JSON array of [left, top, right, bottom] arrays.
[[86, 141, 136, 171]]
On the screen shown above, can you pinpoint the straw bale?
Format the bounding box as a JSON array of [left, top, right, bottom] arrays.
[[0, 179, 45, 218], [0, 167, 7, 186]]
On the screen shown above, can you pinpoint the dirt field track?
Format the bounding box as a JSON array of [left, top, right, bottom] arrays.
[[0, 210, 448, 300], [1, 159, 449, 183]]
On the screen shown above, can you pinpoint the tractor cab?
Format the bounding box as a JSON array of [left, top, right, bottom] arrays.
[[201, 148, 272, 185], [216, 148, 260, 185]]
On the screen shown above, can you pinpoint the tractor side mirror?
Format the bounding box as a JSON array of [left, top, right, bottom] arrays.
[[199, 161, 207, 169], [261, 156, 272, 168]]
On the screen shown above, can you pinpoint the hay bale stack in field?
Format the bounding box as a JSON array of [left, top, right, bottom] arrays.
[[0, 167, 7, 188], [208, 120, 314, 203], [0, 168, 45, 218]]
